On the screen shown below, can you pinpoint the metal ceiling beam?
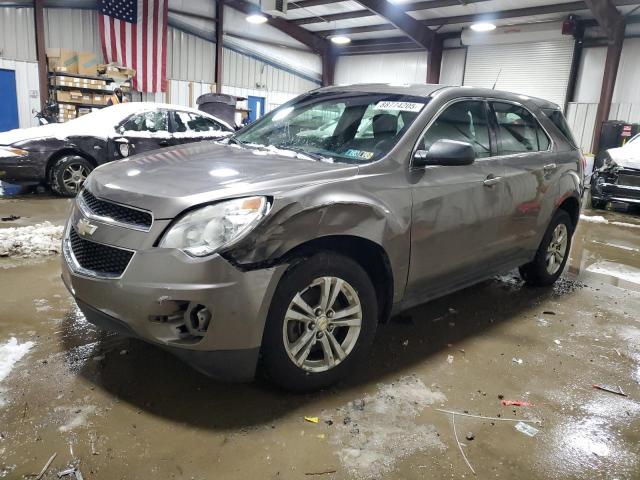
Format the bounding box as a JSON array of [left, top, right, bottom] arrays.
[[224, 0, 328, 53], [288, 0, 345, 10], [293, 0, 493, 26], [34, 0, 48, 109], [351, 0, 437, 49], [313, 0, 639, 36]]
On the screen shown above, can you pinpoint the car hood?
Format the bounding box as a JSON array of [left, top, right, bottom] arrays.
[[606, 143, 640, 170], [0, 121, 107, 146], [85, 142, 359, 219]]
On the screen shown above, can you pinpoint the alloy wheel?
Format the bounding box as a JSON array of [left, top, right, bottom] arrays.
[[62, 163, 90, 193], [545, 223, 568, 275], [282, 276, 362, 373]]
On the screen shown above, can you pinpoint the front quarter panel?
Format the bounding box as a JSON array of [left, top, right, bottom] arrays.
[[223, 166, 412, 303]]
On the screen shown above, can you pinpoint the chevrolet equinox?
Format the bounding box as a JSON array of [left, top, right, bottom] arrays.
[[61, 84, 583, 391]]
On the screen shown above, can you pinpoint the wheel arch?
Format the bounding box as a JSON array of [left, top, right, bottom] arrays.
[[46, 148, 97, 180], [278, 235, 394, 324], [556, 195, 580, 230]]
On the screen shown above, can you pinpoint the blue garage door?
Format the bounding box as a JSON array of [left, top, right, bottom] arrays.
[[0, 69, 19, 132]]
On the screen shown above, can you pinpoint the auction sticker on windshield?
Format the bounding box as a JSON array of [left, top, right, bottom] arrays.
[[374, 101, 425, 112], [345, 149, 374, 160]]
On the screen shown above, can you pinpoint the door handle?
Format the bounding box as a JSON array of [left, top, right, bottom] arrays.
[[544, 163, 557, 172], [483, 175, 502, 187]]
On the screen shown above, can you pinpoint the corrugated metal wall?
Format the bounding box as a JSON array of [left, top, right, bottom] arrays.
[[44, 8, 102, 56], [335, 52, 428, 85], [0, 7, 36, 61], [440, 48, 466, 86], [0, 58, 40, 128], [166, 27, 216, 83]]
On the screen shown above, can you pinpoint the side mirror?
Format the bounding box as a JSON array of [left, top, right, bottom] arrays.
[[413, 139, 476, 167], [117, 125, 125, 135]]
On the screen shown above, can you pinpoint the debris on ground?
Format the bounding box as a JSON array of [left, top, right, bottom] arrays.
[[0, 221, 64, 258], [402, 339, 409, 347], [304, 416, 319, 424], [514, 422, 540, 437], [92, 354, 105, 361], [1, 215, 20, 221], [554, 339, 562, 345], [592, 384, 628, 397], [465, 432, 475, 441], [34, 452, 57, 480], [512, 357, 523, 364], [352, 399, 365, 411], [58, 467, 84, 479], [542, 311, 556, 315], [451, 412, 476, 475], [305, 469, 337, 476], [501, 400, 534, 407], [447, 355, 454, 364]]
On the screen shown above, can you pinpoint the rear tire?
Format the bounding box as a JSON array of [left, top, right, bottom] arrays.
[[519, 210, 573, 287], [50, 155, 93, 197], [261, 252, 377, 392]]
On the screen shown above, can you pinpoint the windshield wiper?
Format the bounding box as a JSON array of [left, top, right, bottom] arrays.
[[273, 144, 331, 162], [227, 136, 245, 146]]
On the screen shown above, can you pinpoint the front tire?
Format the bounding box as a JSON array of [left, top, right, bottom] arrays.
[[590, 193, 607, 210], [50, 155, 93, 197], [261, 252, 377, 392], [519, 210, 573, 287]]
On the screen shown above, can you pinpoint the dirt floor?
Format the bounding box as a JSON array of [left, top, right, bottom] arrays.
[[0, 189, 639, 479]]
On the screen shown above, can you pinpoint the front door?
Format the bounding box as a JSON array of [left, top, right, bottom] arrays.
[[0, 69, 19, 132], [116, 109, 172, 156], [406, 100, 508, 301], [247, 96, 265, 123]]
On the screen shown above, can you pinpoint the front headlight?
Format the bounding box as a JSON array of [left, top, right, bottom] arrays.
[[0, 146, 28, 158], [159, 196, 270, 257]]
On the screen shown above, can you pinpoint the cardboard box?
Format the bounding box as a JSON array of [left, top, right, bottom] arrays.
[[93, 94, 108, 106], [56, 90, 72, 103], [80, 92, 93, 104], [78, 108, 92, 117], [69, 90, 83, 103], [58, 103, 76, 111], [46, 48, 78, 74], [78, 51, 98, 76]]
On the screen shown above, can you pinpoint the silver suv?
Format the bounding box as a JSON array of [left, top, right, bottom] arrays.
[[61, 84, 583, 391]]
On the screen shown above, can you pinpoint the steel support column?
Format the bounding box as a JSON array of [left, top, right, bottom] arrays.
[[215, 0, 224, 93], [34, 0, 48, 109], [426, 34, 442, 84]]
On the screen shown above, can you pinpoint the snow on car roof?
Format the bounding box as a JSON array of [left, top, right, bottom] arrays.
[[0, 102, 232, 146]]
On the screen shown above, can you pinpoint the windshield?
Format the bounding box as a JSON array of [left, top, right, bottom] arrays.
[[233, 91, 428, 164]]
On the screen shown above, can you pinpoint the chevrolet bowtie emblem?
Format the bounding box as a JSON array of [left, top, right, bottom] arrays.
[[77, 218, 98, 236]]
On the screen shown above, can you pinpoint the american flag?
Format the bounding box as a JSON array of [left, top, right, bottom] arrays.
[[98, 0, 168, 93]]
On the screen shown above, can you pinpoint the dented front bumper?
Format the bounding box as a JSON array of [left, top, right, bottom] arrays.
[[60, 203, 287, 381]]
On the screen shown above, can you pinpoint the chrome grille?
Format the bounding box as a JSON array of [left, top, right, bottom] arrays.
[[80, 189, 153, 230], [69, 228, 134, 277]]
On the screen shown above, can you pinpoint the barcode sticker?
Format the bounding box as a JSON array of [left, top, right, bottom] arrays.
[[374, 101, 424, 112]]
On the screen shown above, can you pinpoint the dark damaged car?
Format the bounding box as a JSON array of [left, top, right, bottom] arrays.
[[591, 133, 640, 209], [0, 103, 233, 196], [61, 84, 583, 391]]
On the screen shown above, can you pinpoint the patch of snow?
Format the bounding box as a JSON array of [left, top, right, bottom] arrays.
[[586, 260, 640, 285], [0, 221, 64, 258], [0, 337, 34, 383], [580, 214, 640, 229], [56, 405, 99, 432], [580, 214, 608, 224], [324, 376, 446, 478]]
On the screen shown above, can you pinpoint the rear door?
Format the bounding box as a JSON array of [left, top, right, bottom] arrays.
[[489, 101, 558, 255], [170, 110, 232, 145], [406, 99, 509, 299], [117, 109, 172, 155]]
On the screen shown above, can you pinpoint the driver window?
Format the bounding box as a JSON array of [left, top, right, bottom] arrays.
[[420, 101, 491, 159], [122, 110, 168, 133]]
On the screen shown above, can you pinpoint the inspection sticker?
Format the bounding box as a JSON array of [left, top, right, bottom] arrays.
[[344, 149, 374, 160], [374, 101, 425, 112]]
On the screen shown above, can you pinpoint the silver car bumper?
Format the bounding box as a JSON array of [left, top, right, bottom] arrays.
[[61, 199, 287, 381]]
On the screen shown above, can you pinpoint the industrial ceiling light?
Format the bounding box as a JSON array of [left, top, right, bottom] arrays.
[[470, 22, 496, 32], [331, 35, 351, 45], [246, 13, 268, 24]]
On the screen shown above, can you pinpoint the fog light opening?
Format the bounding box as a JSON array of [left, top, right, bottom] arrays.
[[187, 304, 212, 337]]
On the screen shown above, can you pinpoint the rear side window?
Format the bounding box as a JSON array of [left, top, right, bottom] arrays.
[[543, 109, 577, 147], [492, 102, 550, 155]]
